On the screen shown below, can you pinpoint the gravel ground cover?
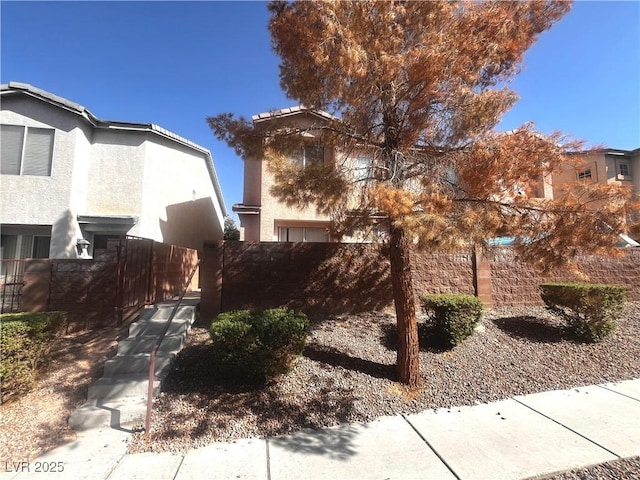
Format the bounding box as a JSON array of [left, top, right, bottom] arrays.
[[130, 302, 640, 455], [533, 456, 640, 480]]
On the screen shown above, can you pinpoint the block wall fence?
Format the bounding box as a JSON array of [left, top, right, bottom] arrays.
[[20, 239, 199, 332], [200, 241, 640, 320]]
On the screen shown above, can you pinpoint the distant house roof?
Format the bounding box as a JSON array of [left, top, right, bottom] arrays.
[[252, 105, 339, 124], [1, 81, 227, 216]]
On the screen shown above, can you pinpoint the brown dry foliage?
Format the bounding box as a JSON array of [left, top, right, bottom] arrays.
[[208, 1, 635, 272]]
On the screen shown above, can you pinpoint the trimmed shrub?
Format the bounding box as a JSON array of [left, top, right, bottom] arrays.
[[209, 308, 309, 383], [420, 294, 484, 348], [0, 311, 67, 402], [539, 282, 626, 342]]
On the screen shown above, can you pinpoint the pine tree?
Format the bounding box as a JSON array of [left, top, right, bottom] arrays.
[[208, 1, 636, 386]]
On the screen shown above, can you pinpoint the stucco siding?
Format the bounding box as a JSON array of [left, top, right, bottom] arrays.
[[260, 165, 331, 241], [139, 135, 224, 249], [86, 129, 146, 217], [69, 122, 93, 214], [0, 97, 79, 227]]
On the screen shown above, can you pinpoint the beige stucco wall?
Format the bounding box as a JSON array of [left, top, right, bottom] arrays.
[[259, 165, 331, 241], [86, 129, 146, 218], [139, 135, 224, 249], [551, 151, 637, 199], [2, 93, 225, 258], [632, 150, 640, 195], [0, 96, 91, 257]]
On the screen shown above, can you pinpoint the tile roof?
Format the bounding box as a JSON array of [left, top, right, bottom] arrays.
[[252, 105, 339, 123]]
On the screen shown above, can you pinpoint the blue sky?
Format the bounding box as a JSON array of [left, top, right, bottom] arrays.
[[2, 1, 639, 219]]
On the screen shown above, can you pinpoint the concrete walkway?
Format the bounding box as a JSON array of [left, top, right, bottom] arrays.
[[3, 379, 638, 480]]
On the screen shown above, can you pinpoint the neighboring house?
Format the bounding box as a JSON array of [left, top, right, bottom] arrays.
[[234, 105, 639, 243], [551, 147, 640, 243], [550, 148, 640, 198], [234, 106, 338, 242], [0, 82, 226, 262]]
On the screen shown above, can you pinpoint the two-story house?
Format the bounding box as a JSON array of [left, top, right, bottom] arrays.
[[233, 106, 338, 242], [550, 148, 639, 197], [0, 82, 227, 261], [233, 105, 639, 244]]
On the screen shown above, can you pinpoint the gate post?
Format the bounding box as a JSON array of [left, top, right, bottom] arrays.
[[472, 248, 493, 308], [200, 240, 223, 320]]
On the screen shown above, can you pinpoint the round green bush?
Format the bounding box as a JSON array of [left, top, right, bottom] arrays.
[[539, 282, 626, 342], [209, 308, 309, 384], [420, 294, 483, 348]]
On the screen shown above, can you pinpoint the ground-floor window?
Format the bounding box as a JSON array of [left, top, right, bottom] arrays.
[[277, 226, 329, 243], [0, 234, 51, 260]]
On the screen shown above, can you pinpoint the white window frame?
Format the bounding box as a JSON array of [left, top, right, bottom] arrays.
[[291, 145, 324, 168], [277, 226, 329, 243], [0, 124, 54, 176]]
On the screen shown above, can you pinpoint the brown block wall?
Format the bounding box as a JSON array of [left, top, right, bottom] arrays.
[[201, 242, 640, 319], [219, 241, 393, 318], [202, 242, 478, 320], [489, 247, 640, 307], [411, 250, 475, 298]]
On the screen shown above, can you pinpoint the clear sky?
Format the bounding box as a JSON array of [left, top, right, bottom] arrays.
[[2, 1, 639, 219]]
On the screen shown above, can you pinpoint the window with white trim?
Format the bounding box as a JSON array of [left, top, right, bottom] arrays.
[[277, 226, 328, 243], [291, 145, 324, 168], [1, 125, 54, 176]]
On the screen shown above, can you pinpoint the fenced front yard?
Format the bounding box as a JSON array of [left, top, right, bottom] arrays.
[[14, 237, 199, 331]]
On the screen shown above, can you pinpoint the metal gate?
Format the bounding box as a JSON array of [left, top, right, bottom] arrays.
[[115, 236, 155, 324], [0, 260, 26, 313]]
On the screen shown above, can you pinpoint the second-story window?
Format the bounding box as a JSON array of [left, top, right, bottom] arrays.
[[291, 145, 324, 168], [0, 124, 54, 176], [354, 156, 373, 182], [577, 168, 592, 181]]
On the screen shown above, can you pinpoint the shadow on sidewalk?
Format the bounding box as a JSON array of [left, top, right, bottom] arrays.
[[269, 423, 364, 461]]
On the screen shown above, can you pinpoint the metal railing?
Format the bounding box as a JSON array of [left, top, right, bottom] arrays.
[[145, 258, 201, 438], [1, 260, 26, 313]]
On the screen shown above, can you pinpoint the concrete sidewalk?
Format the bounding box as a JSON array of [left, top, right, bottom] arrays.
[[3, 379, 639, 480]]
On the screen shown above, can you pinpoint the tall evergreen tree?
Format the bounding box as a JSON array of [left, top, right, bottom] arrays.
[[209, 1, 636, 386]]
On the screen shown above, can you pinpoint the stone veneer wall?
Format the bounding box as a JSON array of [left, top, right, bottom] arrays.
[[489, 247, 640, 307], [201, 241, 640, 320]]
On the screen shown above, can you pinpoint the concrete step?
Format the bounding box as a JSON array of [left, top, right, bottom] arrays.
[[117, 334, 185, 355], [128, 318, 191, 337], [143, 304, 195, 323], [103, 353, 175, 377], [68, 301, 198, 432], [87, 375, 161, 400], [68, 397, 148, 431]]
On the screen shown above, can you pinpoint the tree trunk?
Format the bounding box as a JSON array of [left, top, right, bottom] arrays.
[[388, 223, 420, 387]]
